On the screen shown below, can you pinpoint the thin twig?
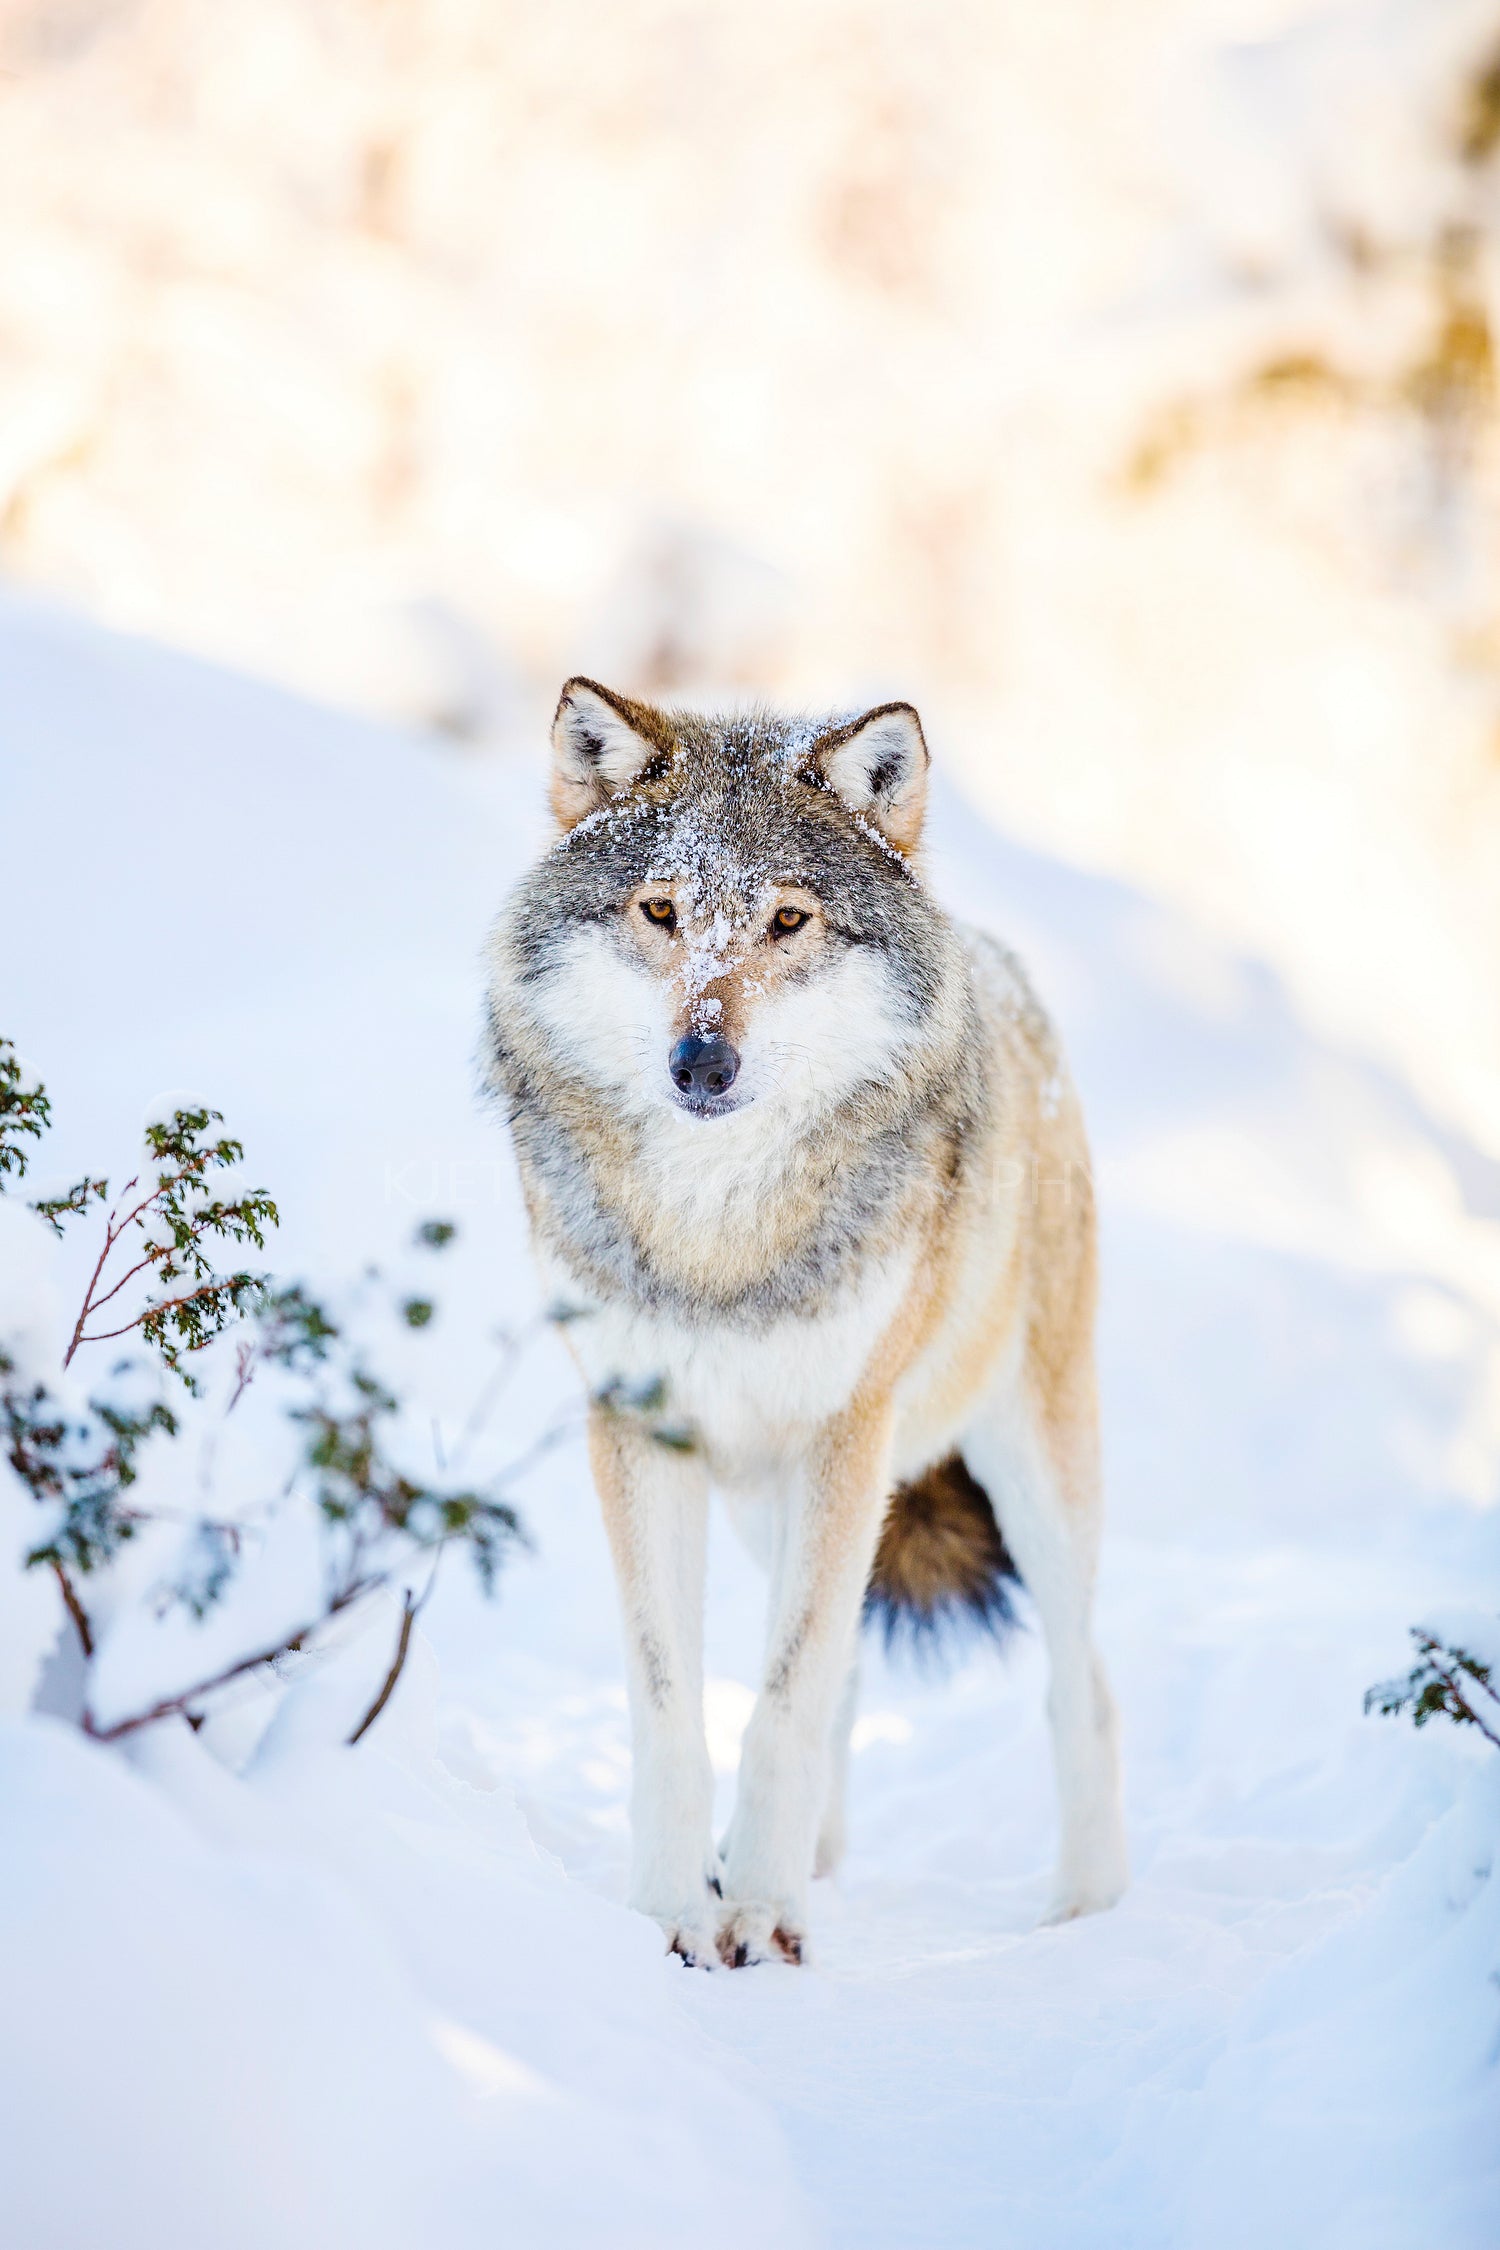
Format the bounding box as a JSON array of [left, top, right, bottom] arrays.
[[80, 1578, 379, 1742], [80, 1243, 167, 1320], [1428, 1648, 1500, 1751], [449, 1318, 542, 1468], [81, 1278, 236, 1348], [223, 1336, 259, 1418], [62, 1191, 130, 1369], [348, 1593, 417, 1746], [52, 1561, 94, 1659], [487, 1410, 586, 1492], [347, 1545, 445, 1746]]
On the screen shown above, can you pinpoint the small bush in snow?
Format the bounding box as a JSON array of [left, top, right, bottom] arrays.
[[0, 1036, 538, 1742], [1366, 1620, 1500, 1752], [44, 1100, 278, 1384]]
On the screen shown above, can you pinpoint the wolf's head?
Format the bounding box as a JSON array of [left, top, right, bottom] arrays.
[[489, 679, 957, 1148]]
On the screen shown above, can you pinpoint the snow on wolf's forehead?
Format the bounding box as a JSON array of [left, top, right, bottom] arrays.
[[546, 705, 899, 914]]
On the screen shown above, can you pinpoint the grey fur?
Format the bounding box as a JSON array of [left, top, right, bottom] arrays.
[[482, 688, 1128, 1955], [483, 704, 984, 1329]]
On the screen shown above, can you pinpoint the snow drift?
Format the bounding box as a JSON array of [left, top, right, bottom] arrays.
[[1, 591, 1496, 2247]]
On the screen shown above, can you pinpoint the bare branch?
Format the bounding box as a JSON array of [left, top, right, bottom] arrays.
[[225, 1337, 257, 1415], [347, 1537, 449, 1747], [1428, 1648, 1500, 1750], [488, 1410, 585, 1491], [52, 1561, 94, 1659], [450, 1317, 543, 1467], [79, 1244, 170, 1320], [80, 1279, 239, 1348], [63, 1213, 123, 1370], [348, 1591, 417, 1746], [80, 1578, 379, 1742]]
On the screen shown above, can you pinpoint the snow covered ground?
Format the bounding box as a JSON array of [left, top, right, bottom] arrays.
[[3, 593, 1497, 2247]]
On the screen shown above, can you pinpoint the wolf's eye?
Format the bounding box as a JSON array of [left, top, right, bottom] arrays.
[[771, 906, 809, 936], [641, 897, 676, 931]]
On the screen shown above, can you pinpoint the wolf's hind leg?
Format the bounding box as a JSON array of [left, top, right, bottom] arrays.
[[815, 1655, 860, 1878], [589, 1407, 719, 1965], [962, 1401, 1127, 1921]]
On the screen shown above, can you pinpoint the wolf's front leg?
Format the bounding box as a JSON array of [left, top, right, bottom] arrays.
[[589, 1407, 718, 1965], [719, 1404, 893, 1966]]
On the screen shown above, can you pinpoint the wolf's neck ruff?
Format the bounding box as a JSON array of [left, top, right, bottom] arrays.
[[506, 1027, 976, 1326]]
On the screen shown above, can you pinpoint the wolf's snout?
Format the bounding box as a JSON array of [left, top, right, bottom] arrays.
[[669, 1033, 740, 1103]]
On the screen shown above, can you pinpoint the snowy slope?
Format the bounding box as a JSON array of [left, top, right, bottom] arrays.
[[3, 594, 1497, 2248]]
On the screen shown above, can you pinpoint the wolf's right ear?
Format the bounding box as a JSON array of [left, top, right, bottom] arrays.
[[549, 678, 665, 831]]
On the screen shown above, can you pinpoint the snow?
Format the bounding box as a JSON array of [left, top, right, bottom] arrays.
[[6, 0, 1500, 1182], [2, 589, 1498, 2245], [1420, 1611, 1500, 1679]]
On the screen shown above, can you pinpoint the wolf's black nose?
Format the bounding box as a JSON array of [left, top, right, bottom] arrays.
[[669, 1033, 739, 1101]]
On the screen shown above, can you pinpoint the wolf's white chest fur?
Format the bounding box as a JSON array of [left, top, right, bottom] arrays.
[[543, 1242, 917, 1487]]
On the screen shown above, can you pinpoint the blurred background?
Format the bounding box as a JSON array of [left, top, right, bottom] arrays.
[[3, 24, 1498, 2228], [2, 0, 1498, 1165]]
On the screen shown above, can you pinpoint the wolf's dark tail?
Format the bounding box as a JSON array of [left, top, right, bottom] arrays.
[[863, 1451, 1022, 1650]]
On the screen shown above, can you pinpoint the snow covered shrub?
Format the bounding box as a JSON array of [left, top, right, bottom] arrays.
[[0, 1039, 48, 1178], [0, 1036, 544, 1742], [1366, 1618, 1500, 1752]]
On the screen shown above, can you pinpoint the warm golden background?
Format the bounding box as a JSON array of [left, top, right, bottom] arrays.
[[4, 0, 1499, 1157]]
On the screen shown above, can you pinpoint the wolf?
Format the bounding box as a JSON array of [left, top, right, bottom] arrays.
[[484, 678, 1127, 1967]]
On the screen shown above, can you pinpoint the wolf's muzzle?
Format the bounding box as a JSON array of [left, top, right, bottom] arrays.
[[669, 1033, 740, 1107]]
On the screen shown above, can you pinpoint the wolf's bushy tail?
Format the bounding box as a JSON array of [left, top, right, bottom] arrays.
[[863, 1451, 1021, 1650]]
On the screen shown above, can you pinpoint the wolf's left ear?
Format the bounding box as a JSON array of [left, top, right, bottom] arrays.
[[806, 702, 930, 854], [550, 677, 666, 831]]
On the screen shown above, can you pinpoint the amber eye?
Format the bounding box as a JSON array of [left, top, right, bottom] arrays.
[[772, 906, 809, 936], [641, 897, 676, 929]]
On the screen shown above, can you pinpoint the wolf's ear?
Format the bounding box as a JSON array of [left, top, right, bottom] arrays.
[[806, 702, 930, 853], [549, 677, 665, 831]]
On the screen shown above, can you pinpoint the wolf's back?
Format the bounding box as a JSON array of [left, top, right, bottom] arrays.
[[864, 1452, 1021, 1648]]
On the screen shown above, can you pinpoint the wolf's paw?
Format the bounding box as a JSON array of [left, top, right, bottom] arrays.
[[635, 1886, 722, 1969], [715, 1901, 808, 1969], [665, 1917, 721, 1969], [1040, 1861, 1128, 1926]]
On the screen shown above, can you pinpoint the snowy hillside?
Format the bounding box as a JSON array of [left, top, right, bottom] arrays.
[[2, 594, 1497, 2248]]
